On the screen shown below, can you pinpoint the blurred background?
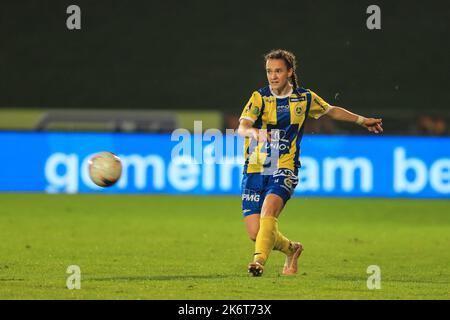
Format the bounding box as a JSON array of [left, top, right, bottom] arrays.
[[0, 0, 448, 135], [0, 0, 449, 197]]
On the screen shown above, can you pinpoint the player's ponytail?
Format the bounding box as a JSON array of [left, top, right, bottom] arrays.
[[290, 72, 300, 91], [264, 49, 300, 90]]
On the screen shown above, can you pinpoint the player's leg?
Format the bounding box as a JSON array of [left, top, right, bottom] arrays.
[[249, 169, 303, 276], [250, 194, 303, 276], [250, 193, 284, 263], [244, 213, 260, 241], [244, 207, 294, 253], [244, 210, 300, 259], [247, 194, 284, 276], [241, 172, 264, 241], [269, 170, 303, 275]]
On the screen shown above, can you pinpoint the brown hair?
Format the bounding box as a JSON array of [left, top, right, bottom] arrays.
[[264, 49, 300, 89]]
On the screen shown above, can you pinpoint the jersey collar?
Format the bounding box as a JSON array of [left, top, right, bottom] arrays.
[[269, 85, 293, 99]]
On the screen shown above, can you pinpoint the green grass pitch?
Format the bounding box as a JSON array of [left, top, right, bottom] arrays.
[[0, 194, 449, 300]]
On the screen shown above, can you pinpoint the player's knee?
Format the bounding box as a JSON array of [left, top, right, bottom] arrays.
[[261, 205, 280, 217], [262, 194, 284, 217], [248, 231, 258, 242]]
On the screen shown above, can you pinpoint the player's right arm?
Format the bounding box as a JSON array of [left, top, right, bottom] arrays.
[[237, 118, 259, 140], [237, 91, 269, 142]]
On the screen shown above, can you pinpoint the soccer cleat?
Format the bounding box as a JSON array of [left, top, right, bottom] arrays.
[[282, 242, 304, 275], [248, 261, 264, 277]]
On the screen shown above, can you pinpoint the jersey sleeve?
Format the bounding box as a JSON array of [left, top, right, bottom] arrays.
[[239, 91, 263, 123], [308, 90, 331, 119]]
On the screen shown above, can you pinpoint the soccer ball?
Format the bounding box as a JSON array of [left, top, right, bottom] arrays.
[[88, 152, 122, 187]]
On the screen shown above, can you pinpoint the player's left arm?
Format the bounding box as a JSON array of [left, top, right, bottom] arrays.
[[326, 106, 383, 134]]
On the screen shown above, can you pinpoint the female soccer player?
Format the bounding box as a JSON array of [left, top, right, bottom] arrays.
[[237, 49, 383, 277]]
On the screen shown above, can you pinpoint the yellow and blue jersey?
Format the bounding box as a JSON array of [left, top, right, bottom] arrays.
[[239, 86, 331, 174]]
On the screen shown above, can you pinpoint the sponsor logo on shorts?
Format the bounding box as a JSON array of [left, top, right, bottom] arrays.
[[273, 168, 297, 178], [283, 177, 294, 190], [242, 193, 260, 202]]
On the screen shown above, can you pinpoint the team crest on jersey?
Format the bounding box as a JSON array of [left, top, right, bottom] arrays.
[[252, 106, 260, 115], [295, 105, 303, 116]]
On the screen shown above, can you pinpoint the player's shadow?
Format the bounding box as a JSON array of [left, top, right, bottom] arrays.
[[87, 275, 237, 282]]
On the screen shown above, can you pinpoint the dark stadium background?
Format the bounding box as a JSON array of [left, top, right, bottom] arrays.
[[0, 0, 448, 135]]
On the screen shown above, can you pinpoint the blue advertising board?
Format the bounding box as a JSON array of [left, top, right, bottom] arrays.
[[0, 132, 449, 198]]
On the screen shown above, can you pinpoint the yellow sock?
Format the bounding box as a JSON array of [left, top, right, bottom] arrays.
[[253, 216, 278, 265], [273, 231, 291, 255]]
